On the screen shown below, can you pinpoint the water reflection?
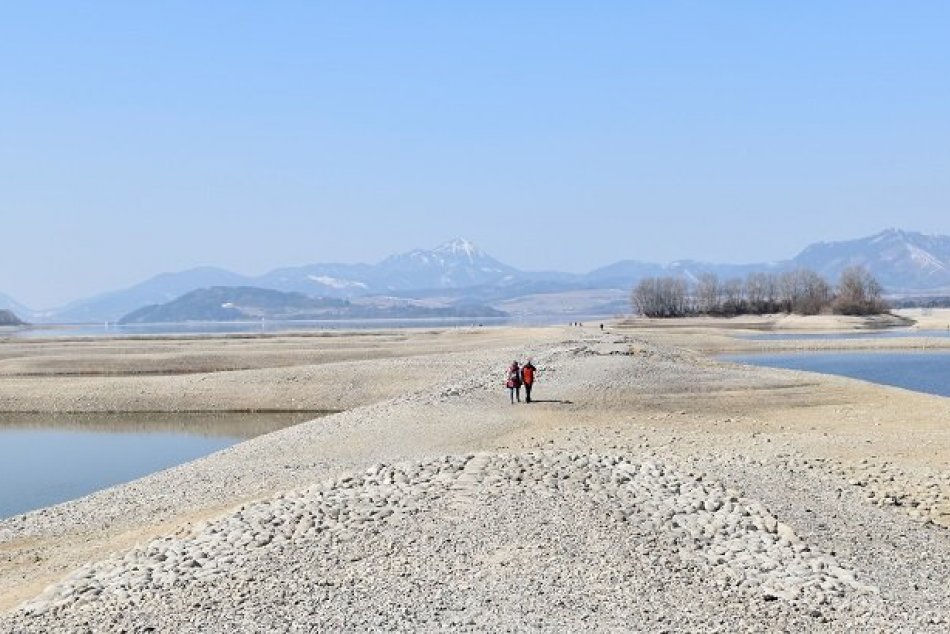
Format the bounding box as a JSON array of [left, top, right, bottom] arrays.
[[0, 411, 331, 520], [0, 411, 333, 439]]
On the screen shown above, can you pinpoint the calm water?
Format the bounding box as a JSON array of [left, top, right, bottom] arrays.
[[741, 328, 950, 341], [0, 412, 321, 520], [722, 351, 950, 398], [4, 318, 507, 338], [2, 313, 620, 339], [740, 329, 950, 341]]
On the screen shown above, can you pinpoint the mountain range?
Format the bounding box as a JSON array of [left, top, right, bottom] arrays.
[[3, 230, 949, 324]]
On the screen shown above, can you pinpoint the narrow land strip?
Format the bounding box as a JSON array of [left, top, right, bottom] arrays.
[[0, 321, 947, 630]]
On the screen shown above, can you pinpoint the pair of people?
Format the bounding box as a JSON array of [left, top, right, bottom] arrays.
[[505, 359, 537, 404]]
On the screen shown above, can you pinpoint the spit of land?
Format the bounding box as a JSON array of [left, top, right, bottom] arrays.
[[0, 312, 948, 632]]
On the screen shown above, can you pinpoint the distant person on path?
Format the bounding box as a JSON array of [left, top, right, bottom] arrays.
[[521, 358, 536, 403], [506, 360, 522, 403]]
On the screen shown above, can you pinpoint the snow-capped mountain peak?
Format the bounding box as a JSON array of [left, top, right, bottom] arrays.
[[376, 239, 516, 290], [434, 238, 482, 260]]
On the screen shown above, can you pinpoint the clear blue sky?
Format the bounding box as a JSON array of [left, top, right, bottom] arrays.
[[2, 2, 948, 308]]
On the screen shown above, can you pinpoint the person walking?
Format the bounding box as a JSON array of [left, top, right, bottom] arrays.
[[521, 358, 536, 403], [506, 360, 522, 403]]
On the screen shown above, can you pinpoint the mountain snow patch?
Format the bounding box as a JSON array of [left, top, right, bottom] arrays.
[[906, 244, 946, 273], [307, 275, 368, 290]]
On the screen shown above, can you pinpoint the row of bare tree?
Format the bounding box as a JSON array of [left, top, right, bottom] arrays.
[[631, 266, 887, 318]]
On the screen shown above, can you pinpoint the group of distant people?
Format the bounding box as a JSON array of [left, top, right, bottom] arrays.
[[569, 322, 606, 331], [505, 359, 537, 404]]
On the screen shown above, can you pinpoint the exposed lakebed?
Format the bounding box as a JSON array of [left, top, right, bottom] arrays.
[[0, 412, 325, 520]]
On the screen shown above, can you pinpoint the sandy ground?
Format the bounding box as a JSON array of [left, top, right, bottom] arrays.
[[0, 316, 947, 631], [894, 308, 950, 330]]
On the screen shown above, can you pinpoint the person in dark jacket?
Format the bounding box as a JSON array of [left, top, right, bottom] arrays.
[[506, 361, 522, 403], [521, 359, 537, 403]]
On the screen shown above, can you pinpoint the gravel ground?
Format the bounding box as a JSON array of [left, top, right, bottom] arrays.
[[0, 325, 947, 631], [6, 452, 895, 632]]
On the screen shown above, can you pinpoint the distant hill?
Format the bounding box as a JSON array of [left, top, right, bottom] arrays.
[[118, 286, 507, 324], [52, 267, 252, 323], [0, 292, 33, 320], [583, 260, 667, 287], [583, 229, 950, 294], [791, 229, 950, 294], [254, 238, 519, 296], [33, 229, 950, 323], [255, 262, 375, 296], [0, 309, 25, 326], [52, 240, 517, 322]]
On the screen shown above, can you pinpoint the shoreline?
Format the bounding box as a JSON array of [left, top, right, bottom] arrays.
[[2, 314, 948, 415], [1, 320, 948, 630]]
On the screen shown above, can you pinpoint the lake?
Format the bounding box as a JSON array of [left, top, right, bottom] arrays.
[[721, 351, 950, 398], [0, 412, 323, 520], [740, 329, 950, 341], [3, 318, 510, 339], [1, 313, 622, 339]]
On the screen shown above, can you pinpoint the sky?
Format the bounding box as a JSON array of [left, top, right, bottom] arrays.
[[2, 2, 949, 309]]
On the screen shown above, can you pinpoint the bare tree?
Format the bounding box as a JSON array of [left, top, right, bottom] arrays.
[[664, 277, 689, 317], [722, 278, 745, 315], [746, 272, 782, 314], [695, 272, 721, 315], [632, 277, 689, 317], [834, 266, 887, 315], [797, 269, 832, 315], [632, 278, 660, 317], [745, 272, 767, 313], [763, 273, 779, 312], [634, 268, 844, 318], [777, 270, 800, 313], [778, 268, 831, 315]]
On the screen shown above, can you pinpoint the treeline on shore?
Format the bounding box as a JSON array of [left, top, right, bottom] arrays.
[[632, 265, 888, 318], [889, 296, 950, 309]]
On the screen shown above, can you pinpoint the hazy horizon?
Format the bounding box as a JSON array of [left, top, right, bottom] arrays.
[[3, 3, 949, 308], [4, 227, 946, 311], [4, 228, 929, 309]]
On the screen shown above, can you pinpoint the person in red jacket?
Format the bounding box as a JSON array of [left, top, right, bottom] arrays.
[[521, 358, 536, 403]]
